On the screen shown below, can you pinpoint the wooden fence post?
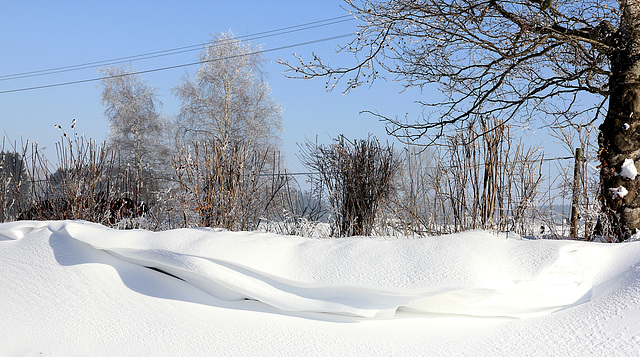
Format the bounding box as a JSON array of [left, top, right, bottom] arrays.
[[570, 147, 582, 238]]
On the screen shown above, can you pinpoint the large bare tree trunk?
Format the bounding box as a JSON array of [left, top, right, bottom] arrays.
[[599, 1, 640, 240]]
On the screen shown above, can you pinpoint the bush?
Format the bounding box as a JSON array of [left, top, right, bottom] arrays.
[[17, 132, 148, 228], [300, 135, 399, 237], [0, 146, 30, 222], [172, 139, 287, 230]]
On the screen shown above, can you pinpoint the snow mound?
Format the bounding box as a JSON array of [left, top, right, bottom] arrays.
[[2, 220, 640, 355], [0, 220, 615, 318]]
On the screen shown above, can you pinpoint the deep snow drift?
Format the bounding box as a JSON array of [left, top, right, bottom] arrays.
[[1, 220, 639, 356]]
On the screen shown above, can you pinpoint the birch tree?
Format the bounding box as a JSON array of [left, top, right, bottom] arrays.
[[173, 31, 282, 151], [99, 65, 169, 201], [281, 0, 640, 240]]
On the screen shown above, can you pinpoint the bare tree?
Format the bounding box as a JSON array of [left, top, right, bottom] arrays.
[[280, 0, 640, 240], [99, 65, 170, 203], [174, 31, 282, 151]]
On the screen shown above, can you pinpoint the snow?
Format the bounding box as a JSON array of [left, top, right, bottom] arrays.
[[611, 185, 629, 199], [621, 158, 638, 180], [1, 220, 640, 356]]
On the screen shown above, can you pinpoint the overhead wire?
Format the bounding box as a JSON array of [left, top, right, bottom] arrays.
[[0, 15, 354, 82], [0, 33, 353, 95]]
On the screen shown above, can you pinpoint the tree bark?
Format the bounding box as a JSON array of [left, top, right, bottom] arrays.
[[599, 1, 640, 240]]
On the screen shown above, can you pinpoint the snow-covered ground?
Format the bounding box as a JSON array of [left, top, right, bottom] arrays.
[[1, 220, 639, 356]]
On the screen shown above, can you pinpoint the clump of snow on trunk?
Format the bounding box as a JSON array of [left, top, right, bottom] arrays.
[[610, 186, 629, 199], [620, 158, 638, 180]]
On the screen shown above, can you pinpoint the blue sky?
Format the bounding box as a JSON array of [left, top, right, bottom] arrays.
[[1, 0, 431, 172], [1, 0, 581, 180]]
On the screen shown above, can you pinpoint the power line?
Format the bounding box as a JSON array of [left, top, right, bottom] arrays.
[[0, 15, 354, 82], [259, 156, 578, 177], [0, 33, 353, 95]]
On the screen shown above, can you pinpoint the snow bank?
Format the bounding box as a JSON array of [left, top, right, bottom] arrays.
[[1, 220, 640, 356]]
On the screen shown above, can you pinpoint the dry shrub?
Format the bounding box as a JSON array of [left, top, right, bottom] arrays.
[[172, 139, 286, 230], [14, 130, 147, 228], [0, 139, 30, 222], [300, 136, 399, 237], [392, 118, 544, 236]]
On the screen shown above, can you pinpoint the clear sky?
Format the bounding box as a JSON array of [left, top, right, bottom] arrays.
[[1, 0, 579, 180], [0, 0, 432, 173]]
